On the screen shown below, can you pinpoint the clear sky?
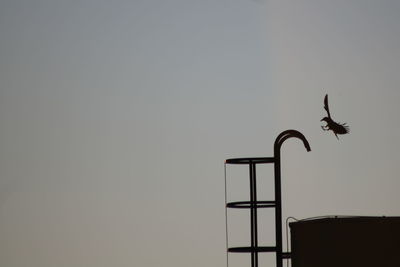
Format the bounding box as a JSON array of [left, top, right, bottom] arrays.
[[1, 1, 400, 266]]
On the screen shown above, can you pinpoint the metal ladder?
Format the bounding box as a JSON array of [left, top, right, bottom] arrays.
[[224, 130, 311, 267]]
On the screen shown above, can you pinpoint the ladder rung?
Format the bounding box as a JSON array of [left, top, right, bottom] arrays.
[[282, 252, 291, 259], [228, 246, 277, 253], [225, 157, 275, 164], [226, 201, 276, 209]]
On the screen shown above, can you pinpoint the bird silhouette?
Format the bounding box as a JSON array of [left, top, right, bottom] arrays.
[[321, 94, 349, 139]]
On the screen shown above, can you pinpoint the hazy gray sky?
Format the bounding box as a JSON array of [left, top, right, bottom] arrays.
[[1, 1, 400, 266]]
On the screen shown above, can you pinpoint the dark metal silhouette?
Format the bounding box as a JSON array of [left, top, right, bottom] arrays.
[[321, 94, 349, 139], [290, 216, 400, 267], [224, 130, 311, 267]]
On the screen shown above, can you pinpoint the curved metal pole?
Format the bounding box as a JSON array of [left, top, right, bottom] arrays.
[[273, 130, 311, 267], [274, 130, 311, 153]]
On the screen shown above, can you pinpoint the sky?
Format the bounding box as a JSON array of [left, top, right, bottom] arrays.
[[1, 0, 400, 266]]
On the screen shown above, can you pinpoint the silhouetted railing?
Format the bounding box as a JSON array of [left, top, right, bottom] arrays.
[[224, 130, 311, 267]]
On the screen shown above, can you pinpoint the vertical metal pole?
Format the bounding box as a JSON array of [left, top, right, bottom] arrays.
[[252, 163, 258, 267], [274, 155, 283, 267], [273, 129, 311, 267], [249, 163, 255, 267], [224, 163, 229, 267]]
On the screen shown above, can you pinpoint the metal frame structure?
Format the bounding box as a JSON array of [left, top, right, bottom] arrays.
[[224, 130, 311, 267]]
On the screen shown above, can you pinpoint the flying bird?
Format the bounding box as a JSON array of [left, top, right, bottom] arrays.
[[321, 94, 349, 139]]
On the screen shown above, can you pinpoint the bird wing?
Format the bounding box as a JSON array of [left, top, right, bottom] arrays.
[[324, 94, 331, 118]]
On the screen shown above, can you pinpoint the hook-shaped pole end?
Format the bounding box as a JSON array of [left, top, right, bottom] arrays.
[[304, 140, 311, 152], [274, 129, 311, 155]]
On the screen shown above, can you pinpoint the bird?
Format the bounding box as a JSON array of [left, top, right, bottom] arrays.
[[321, 94, 349, 139]]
